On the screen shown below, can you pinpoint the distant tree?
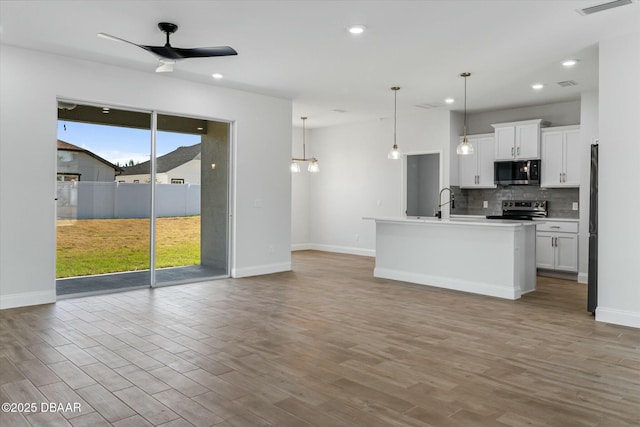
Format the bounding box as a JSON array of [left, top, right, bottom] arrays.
[[128, 159, 134, 166]]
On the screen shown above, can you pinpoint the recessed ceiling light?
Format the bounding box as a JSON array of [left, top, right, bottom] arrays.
[[445, 98, 455, 104], [197, 127, 204, 131], [347, 25, 366, 35], [532, 83, 544, 90], [212, 73, 223, 79], [562, 59, 578, 67], [102, 107, 110, 114]]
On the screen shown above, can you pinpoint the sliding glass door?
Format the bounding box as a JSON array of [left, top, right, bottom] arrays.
[[56, 101, 230, 297], [153, 114, 230, 286]]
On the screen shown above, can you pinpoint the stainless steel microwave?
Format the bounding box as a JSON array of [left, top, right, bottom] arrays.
[[494, 160, 540, 185]]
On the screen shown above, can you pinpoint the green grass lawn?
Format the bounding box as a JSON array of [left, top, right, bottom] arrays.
[[56, 216, 200, 278]]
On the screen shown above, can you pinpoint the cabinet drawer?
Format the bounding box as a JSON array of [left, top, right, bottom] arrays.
[[536, 221, 578, 233]]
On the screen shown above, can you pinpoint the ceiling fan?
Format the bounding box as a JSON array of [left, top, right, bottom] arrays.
[[98, 22, 237, 72]]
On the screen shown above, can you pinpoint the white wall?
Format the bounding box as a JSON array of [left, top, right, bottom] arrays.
[[596, 32, 640, 328], [578, 90, 598, 284], [292, 108, 451, 256], [466, 100, 581, 134], [0, 45, 292, 309], [291, 126, 310, 247]]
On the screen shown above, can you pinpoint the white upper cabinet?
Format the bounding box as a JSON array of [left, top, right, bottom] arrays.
[[459, 134, 496, 188], [492, 119, 549, 161], [541, 125, 581, 187]]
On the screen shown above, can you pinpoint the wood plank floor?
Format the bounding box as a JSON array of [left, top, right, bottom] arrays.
[[1, 250, 639, 426]]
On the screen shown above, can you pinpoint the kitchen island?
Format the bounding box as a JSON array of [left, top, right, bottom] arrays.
[[365, 216, 537, 300]]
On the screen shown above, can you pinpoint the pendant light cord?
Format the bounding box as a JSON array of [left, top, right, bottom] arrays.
[[391, 86, 400, 148], [302, 116, 306, 159], [460, 72, 471, 138], [464, 74, 467, 133], [394, 89, 397, 146]]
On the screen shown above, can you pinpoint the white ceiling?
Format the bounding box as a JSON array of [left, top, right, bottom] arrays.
[[1, 0, 638, 127]]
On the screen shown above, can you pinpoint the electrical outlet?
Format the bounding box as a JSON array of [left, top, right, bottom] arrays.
[[572, 202, 579, 211], [483, 201, 488, 208]]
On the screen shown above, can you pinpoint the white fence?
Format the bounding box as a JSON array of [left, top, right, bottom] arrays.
[[57, 181, 200, 219]]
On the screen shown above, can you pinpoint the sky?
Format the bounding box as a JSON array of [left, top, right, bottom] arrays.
[[57, 120, 201, 166]]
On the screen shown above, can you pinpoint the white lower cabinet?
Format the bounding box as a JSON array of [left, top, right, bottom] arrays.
[[536, 221, 578, 272]]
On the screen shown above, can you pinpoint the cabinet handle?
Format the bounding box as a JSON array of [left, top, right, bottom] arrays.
[[552, 237, 556, 247], [511, 147, 514, 156], [550, 226, 561, 229], [517, 146, 520, 156]]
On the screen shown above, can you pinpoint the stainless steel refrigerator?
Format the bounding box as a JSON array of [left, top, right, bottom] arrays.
[[587, 143, 598, 314]]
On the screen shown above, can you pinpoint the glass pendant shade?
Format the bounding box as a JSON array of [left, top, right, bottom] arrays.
[[307, 159, 320, 173], [456, 137, 474, 155], [290, 161, 301, 173], [388, 144, 400, 160]]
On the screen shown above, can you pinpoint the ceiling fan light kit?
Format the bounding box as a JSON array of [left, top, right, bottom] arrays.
[[155, 59, 175, 73], [98, 22, 237, 73]]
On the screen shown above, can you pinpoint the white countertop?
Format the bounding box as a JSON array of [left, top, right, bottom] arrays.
[[363, 216, 538, 228]]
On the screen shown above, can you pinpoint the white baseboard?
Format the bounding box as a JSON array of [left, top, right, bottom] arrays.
[[374, 267, 519, 300], [577, 272, 588, 284], [0, 289, 56, 310], [596, 307, 640, 329], [291, 243, 375, 257], [291, 243, 313, 251], [231, 262, 291, 278]]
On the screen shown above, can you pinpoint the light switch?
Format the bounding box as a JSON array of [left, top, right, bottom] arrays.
[[483, 201, 488, 208], [572, 202, 579, 211]]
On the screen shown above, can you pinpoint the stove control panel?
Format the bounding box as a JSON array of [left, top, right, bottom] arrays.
[[501, 200, 548, 214]]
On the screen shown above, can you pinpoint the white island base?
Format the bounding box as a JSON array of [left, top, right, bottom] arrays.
[[367, 217, 537, 300]]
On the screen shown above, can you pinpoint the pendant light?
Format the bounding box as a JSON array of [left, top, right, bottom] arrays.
[[291, 117, 319, 173], [388, 86, 401, 160], [456, 72, 474, 156]]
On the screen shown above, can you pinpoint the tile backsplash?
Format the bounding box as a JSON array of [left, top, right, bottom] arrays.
[[451, 186, 579, 219]]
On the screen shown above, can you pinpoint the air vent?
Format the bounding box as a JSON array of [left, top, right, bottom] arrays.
[[577, 0, 633, 15], [415, 102, 444, 110], [557, 80, 578, 87]]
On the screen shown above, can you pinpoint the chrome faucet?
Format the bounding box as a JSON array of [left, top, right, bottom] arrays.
[[436, 187, 455, 219]]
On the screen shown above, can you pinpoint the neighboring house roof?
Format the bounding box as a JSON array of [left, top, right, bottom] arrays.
[[57, 139, 122, 172], [120, 143, 201, 176]]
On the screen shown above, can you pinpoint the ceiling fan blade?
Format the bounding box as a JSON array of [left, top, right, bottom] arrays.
[[140, 45, 184, 60], [172, 46, 238, 58], [98, 33, 142, 49]]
